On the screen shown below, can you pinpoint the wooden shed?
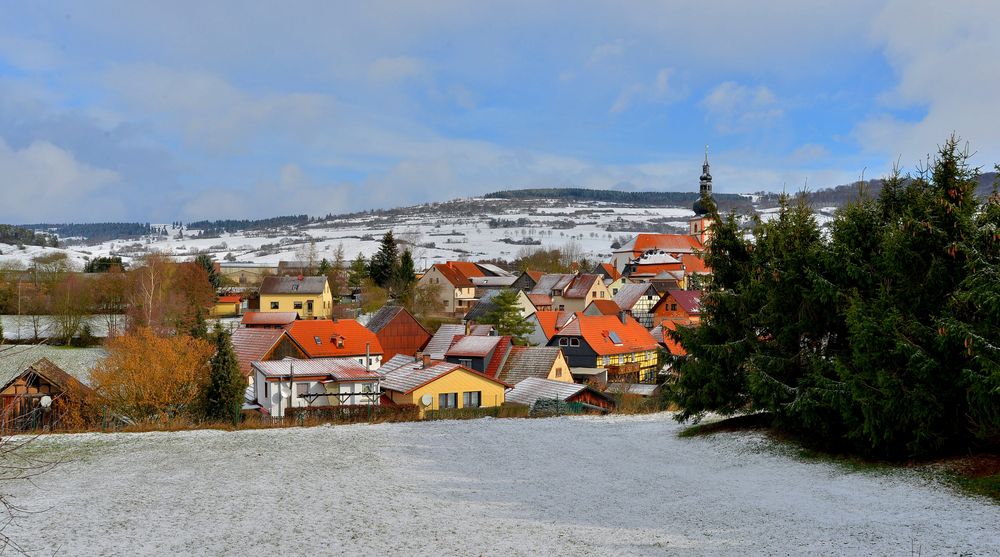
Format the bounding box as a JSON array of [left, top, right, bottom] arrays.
[[0, 358, 96, 431]]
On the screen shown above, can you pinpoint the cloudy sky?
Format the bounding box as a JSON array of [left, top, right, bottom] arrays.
[[1, 1, 998, 223]]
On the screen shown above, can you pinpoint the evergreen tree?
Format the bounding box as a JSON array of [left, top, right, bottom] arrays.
[[392, 249, 417, 299], [348, 254, 368, 290], [194, 254, 221, 289], [368, 231, 399, 288], [190, 307, 209, 340], [318, 258, 331, 274], [202, 326, 246, 424], [481, 290, 534, 345]]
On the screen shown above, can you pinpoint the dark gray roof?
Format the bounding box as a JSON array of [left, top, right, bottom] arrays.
[[504, 377, 586, 406], [259, 275, 327, 295], [463, 290, 500, 322], [366, 306, 404, 333], [498, 346, 562, 385]]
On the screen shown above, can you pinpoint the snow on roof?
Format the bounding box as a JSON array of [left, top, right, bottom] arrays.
[[380, 361, 464, 393], [0, 345, 106, 388], [504, 377, 586, 406], [613, 283, 659, 310], [425, 324, 465, 360], [446, 335, 503, 358], [251, 358, 381, 381], [241, 312, 299, 326], [604, 383, 660, 396]]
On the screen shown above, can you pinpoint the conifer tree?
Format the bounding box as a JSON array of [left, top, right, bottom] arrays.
[[194, 254, 221, 289], [368, 231, 399, 288], [202, 326, 245, 424], [348, 254, 368, 290], [481, 290, 534, 345]]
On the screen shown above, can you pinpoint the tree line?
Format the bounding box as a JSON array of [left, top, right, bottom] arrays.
[[670, 136, 1000, 459]]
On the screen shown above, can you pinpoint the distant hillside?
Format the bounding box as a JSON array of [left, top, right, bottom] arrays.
[[187, 215, 312, 235], [485, 188, 753, 212], [0, 224, 57, 248], [755, 172, 998, 209], [22, 222, 153, 244]]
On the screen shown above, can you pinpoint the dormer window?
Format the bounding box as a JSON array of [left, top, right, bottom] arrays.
[[313, 336, 322, 345]]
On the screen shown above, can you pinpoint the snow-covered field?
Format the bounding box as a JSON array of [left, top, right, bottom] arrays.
[[9, 414, 998, 556]]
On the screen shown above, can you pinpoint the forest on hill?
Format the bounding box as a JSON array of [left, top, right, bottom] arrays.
[[485, 187, 753, 212]]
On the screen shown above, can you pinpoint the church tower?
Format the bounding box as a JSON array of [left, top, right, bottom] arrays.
[[699, 145, 712, 197]]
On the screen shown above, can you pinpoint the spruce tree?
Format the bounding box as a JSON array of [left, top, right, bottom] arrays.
[[392, 249, 417, 299], [481, 290, 534, 345], [348, 254, 368, 290], [202, 326, 246, 424], [368, 231, 399, 288], [194, 254, 221, 289]]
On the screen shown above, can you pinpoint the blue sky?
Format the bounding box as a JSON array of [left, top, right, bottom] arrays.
[[1, 0, 998, 223]]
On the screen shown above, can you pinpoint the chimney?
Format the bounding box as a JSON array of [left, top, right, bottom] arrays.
[[619, 310, 628, 325], [422, 353, 431, 369]]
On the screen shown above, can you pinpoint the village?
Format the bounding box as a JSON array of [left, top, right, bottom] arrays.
[[0, 205, 713, 428]]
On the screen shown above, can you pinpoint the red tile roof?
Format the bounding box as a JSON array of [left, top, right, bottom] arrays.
[[624, 233, 703, 254], [599, 263, 621, 281], [287, 319, 384, 358], [483, 336, 513, 379], [448, 261, 485, 279], [217, 295, 241, 304], [651, 320, 690, 356], [432, 263, 474, 287], [681, 254, 711, 274], [241, 312, 298, 327], [555, 313, 659, 356], [667, 290, 703, 315], [628, 263, 684, 276], [527, 293, 553, 307], [586, 299, 621, 315], [534, 310, 573, 340], [231, 328, 287, 377]]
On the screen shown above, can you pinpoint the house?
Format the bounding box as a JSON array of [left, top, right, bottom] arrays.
[[526, 310, 575, 346], [505, 377, 615, 413], [593, 262, 621, 284], [651, 289, 703, 327], [231, 328, 306, 384], [286, 319, 384, 369], [613, 283, 661, 328], [548, 312, 661, 383], [497, 346, 572, 385], [380, 357, 507, 417], [241, 311, 299, 329], [463, 289, 536, 324], [423, 323, 466, 360], [365, 306, 432, 361], [583, 299, 621, 316], [510, 270, 544, 292], [0, 357, 97, 431], [415, 262, 480, 316], [259, 275, 334, 319], [251, 359, 382, 417], [444, 335, 513, 378], [211, 294, 242, 318], [611, 233, 703, 271], [217, 262, 277, 287], [529, 274, 610, 313], [526, 293, 554, 311]]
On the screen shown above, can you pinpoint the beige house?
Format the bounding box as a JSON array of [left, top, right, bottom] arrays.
[[529, 274, 611, 314], [259, 275, 333, 319], [416, 263, 479, 316]]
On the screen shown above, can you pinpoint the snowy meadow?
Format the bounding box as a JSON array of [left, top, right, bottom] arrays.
[[8, 413, 998, 556]]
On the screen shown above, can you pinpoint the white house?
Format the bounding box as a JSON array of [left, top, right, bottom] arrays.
[[251, 358, 382, 417]]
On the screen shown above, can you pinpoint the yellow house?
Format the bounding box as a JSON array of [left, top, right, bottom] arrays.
[[259, 275, 333, 319], [380, 359, 507, 418], [211, 294, 242, 318], [532, 273, 611, 313], [415, 263, 479, 316]]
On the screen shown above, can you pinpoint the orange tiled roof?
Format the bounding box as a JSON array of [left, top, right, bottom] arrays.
[[534, 310, 572, 340], [555, 313, 659, 356], [287, 319, 384, 358], [681, 254, 711, 274], [586, 299, 621, 315], [628, 262, 684, 276], [599, 263, 621, 281], [432, 263, 474, 287], [448, 261, 485, 279], [653, 320, 689, 356], [628, 233, 703, 254], [217, 295, 241, 304]]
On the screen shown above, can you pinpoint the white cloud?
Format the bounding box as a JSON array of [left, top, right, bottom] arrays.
[[367, 56, 426, 83], [611, 68, 686, 113], [700, 82, 783, 134], [0, 138, 122, 222], [588, 39, 628, 65], [855, 0, 1000, 168]]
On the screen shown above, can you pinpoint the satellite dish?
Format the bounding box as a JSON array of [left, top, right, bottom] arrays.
[[420, 394, 433, 407], [39, 395, 52, 408], [279, 386, 291, 398]]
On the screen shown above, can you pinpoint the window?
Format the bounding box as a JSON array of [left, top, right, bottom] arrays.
[[296, 382, 309, 399], [307, 300, 314, 312], [599, 291, 605, 298], [458, 358, 473, 368], [314, 336, 322, 345], [670, 303, 677, 311], [555, 367, 563, 378], [270, 301, 279, 309], [558, 304, 565, 311], [463, 391, 481, 408], [439, 392, 458, 408], [293, 301, 303, 310], [558, 338, 569, 346], [570, 338, 580, 347], [264, 383, 270, 398]]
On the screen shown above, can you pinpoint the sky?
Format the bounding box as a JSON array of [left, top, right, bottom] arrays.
[[1, 0, 999, 223]]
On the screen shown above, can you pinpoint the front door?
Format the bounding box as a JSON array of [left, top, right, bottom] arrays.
[[306, 300, 314, 316]]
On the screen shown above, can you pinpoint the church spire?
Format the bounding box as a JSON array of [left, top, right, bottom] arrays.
[[699, 145, 712, 197]]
